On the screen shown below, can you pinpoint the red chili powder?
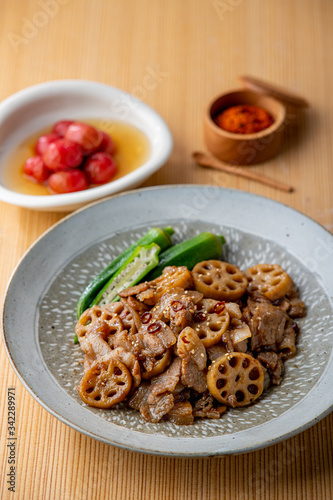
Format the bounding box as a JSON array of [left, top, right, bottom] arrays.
[[214, 104, 274, 134]]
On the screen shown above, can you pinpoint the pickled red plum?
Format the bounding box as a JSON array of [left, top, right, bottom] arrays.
[[35, 133, 59, 156], [23, 156, 50, 182], [48, 170, 88, 193], [84, 152, 117, 184], [65, 122, 103, 154], [21, 119, 118, 194], [52, 120, 74, 137], [100, 131, 116, 155], [43, 138, 83, 170]]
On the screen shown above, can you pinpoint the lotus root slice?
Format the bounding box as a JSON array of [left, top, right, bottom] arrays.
[[207, 352, 264, 407], [245, 264, 293, 301], [78, 357, 132, 408], [192, 260, 248, 301]]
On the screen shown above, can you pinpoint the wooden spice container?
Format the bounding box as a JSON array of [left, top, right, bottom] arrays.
[[204, 76, 308, 166]]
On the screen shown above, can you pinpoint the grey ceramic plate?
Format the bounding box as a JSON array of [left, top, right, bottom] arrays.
[[2, 186, 333, 456]]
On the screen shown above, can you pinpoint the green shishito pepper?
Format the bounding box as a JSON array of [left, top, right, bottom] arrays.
[[93, 243, 161, 306], [76, 226, 174, 319]]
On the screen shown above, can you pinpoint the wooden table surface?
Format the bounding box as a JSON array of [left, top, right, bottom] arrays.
[[1, 0, 332, 498]]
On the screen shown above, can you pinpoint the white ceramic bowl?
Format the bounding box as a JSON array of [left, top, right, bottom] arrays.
[[0, 80, 173, 211]]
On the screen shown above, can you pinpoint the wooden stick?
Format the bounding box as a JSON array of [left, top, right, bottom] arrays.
[[192, 151, 294, 193]]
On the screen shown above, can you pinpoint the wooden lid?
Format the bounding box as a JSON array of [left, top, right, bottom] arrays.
[[238, 75, 309, 108]]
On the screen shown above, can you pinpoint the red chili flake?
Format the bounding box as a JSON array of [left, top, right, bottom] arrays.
[[171, 300, 184, 312], [182, 336, 190, 344], [147, 322, 162, 334], [214, 301, 225, 314], [140, 312, 152, 324], [195, 311, 207, 322]]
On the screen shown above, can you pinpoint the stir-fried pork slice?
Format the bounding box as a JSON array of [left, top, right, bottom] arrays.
[[110, 319, 176, 362], [141, 355, 155, 374], [140, 320, 177, 351], [128, 382, 150, 411], [173, 385, 191, 402], [278, 319, 298, 359], [273, 288, 306, 318], [118, 282, 150, 298], [140, 392, 175, 423], [257, 351, 284, 385], [137, 332, 166, 357], [284, 288, 306, 318], [192, 391, 227, 419], [167, 295, 199, 331], [80, 334, 141, 389], [109, 329, 136, 353], [198, 406, 226, 419], [177, 327, 207, 370], [108, 347, 141, 389], [206, 344, 228, 362], [150, 288, 203, 329], [126, 327, 175, 364], [181, 358, 207, 393], [243, 294, 288, 351], [83, 320, 112, 340], [81, 333, 112, 358], [148, 358, 181, 398], [172, 382, 188, 395], [192, 391, 213, 415], [126, 295, 149, 315], [81, 332, 112, 372], [228, 318, 251, 352], [165, 401, 194, 425], [129, 382, 177, 422], [225, 302, 242, 320], [261, 364, 271, 391]]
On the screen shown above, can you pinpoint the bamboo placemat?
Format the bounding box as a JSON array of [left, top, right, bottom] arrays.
[[0, 0, 332, 498]]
